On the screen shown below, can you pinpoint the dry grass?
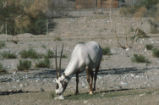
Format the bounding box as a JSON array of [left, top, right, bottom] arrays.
[[152, 48, 159, 58], [134, 7, 147, 18], [52, 89, 158, 100], [1, 51, 17, 59], [131, 54, 150, 63], [0, 0, 49, 35], [0, 41, 5, 49], [17, 60, 32, 71], [0, 63, 7, 74], [35, 57, 50, 68], [24, 0, 49, 18], [19, 48, 43, 59]]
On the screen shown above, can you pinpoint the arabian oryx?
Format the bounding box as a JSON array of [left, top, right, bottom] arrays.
[[55, 41, 102, 100]]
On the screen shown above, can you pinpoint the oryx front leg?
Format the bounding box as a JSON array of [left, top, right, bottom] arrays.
[[86, 66, 93, 95], [75, 72, 79, 95]]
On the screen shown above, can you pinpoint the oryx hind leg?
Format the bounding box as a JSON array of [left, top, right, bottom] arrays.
[[86, 66, 93, 95], [93, 64, 100, 91]]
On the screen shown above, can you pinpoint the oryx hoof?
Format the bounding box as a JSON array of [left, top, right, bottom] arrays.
[[89, 91, 93, 95]]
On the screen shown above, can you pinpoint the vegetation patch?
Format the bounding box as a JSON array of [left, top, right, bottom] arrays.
[[131, 54, 150, 63], [152, 48, 159, 58], [1, 51, 17, 59], [0, 63, 7, 74], [46, 49, 54, 58], [35, 57, 50, 68], [146, 44, 154, 50], [63, 89, 156, 100], [102, 47, 111, 55], [0, 0, 51, 35], [54, 37, 62, 41], [17, 60, 32, 71], [120, 0, 159, 17], [131, 28, 149, 41], [20, 48, 43, 59], [62, 54, 67, 58], [0, 41, 5, 49]]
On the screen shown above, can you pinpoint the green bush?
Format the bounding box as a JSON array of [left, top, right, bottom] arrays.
[[0, 41, 5, 49], [0, 0, 49, 35], [20, 48, 43, 59], [152, 48, 159, 58], [62, 54, 67, 58], [140, 0, 159, 9], [0, 63, 7, 74], [146, 44, 154, 50], [131, 54, 150, 63], [36, 57, 50, 68], [17, 60, 32, 71], [54, 37, 62, 41], [46, 49, 54, 58], [102, 47, 111, 55], [120, 0, 159, 17], [1, 51, 17, 59]]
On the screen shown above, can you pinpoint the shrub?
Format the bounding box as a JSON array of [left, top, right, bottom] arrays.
[[146, 44, 154, 50], [131, 54, 150, 63], [54, 37, 62, 41], [36, 57, 50, 68], [42, 45, 46, 49], [17, 60, 32, 71], [46, 49, 54, 58], [135, 28, 149, 38], [133, 7, 147, 18], [120, 0, 159, 17], [1, 51, 17, 59], [62, 54, 67, 58], [0, 63, 7, 74], [20, 48, 42, 59], [0, 0, 49, 35], [120, 7, 137, 16], [102, 47, 111, 55], [152, 48, 159, 58], [0, 41, 5, 49], [140, 0, 159, 9]]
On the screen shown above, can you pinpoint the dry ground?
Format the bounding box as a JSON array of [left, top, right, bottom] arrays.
[[0, 88, 159, 105], [0, 10, 159, 105]]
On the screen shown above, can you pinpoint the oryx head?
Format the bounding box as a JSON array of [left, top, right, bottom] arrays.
[[55, 44, 68, 95]]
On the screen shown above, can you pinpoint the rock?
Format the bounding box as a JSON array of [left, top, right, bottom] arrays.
[[83, 100, 88, 104], [140, 20, 152, 33], [54, 95, 64, 100], [19, 84, 23, 88], [120, 81, 128, 86]]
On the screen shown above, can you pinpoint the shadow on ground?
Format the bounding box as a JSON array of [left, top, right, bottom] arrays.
[[33, 66, 159, 78]]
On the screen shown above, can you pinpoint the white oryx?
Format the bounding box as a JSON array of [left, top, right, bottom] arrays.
[[55, 41, 102, 99]]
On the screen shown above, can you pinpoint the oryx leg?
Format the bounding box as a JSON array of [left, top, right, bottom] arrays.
[[86, 66, 93, 95], [93, 65, 100, 91], [75, 72, 79, 95]]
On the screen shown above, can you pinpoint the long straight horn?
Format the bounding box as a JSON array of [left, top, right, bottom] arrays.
[[55, 45, 59, 78], [59, 44, 64, 76]]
